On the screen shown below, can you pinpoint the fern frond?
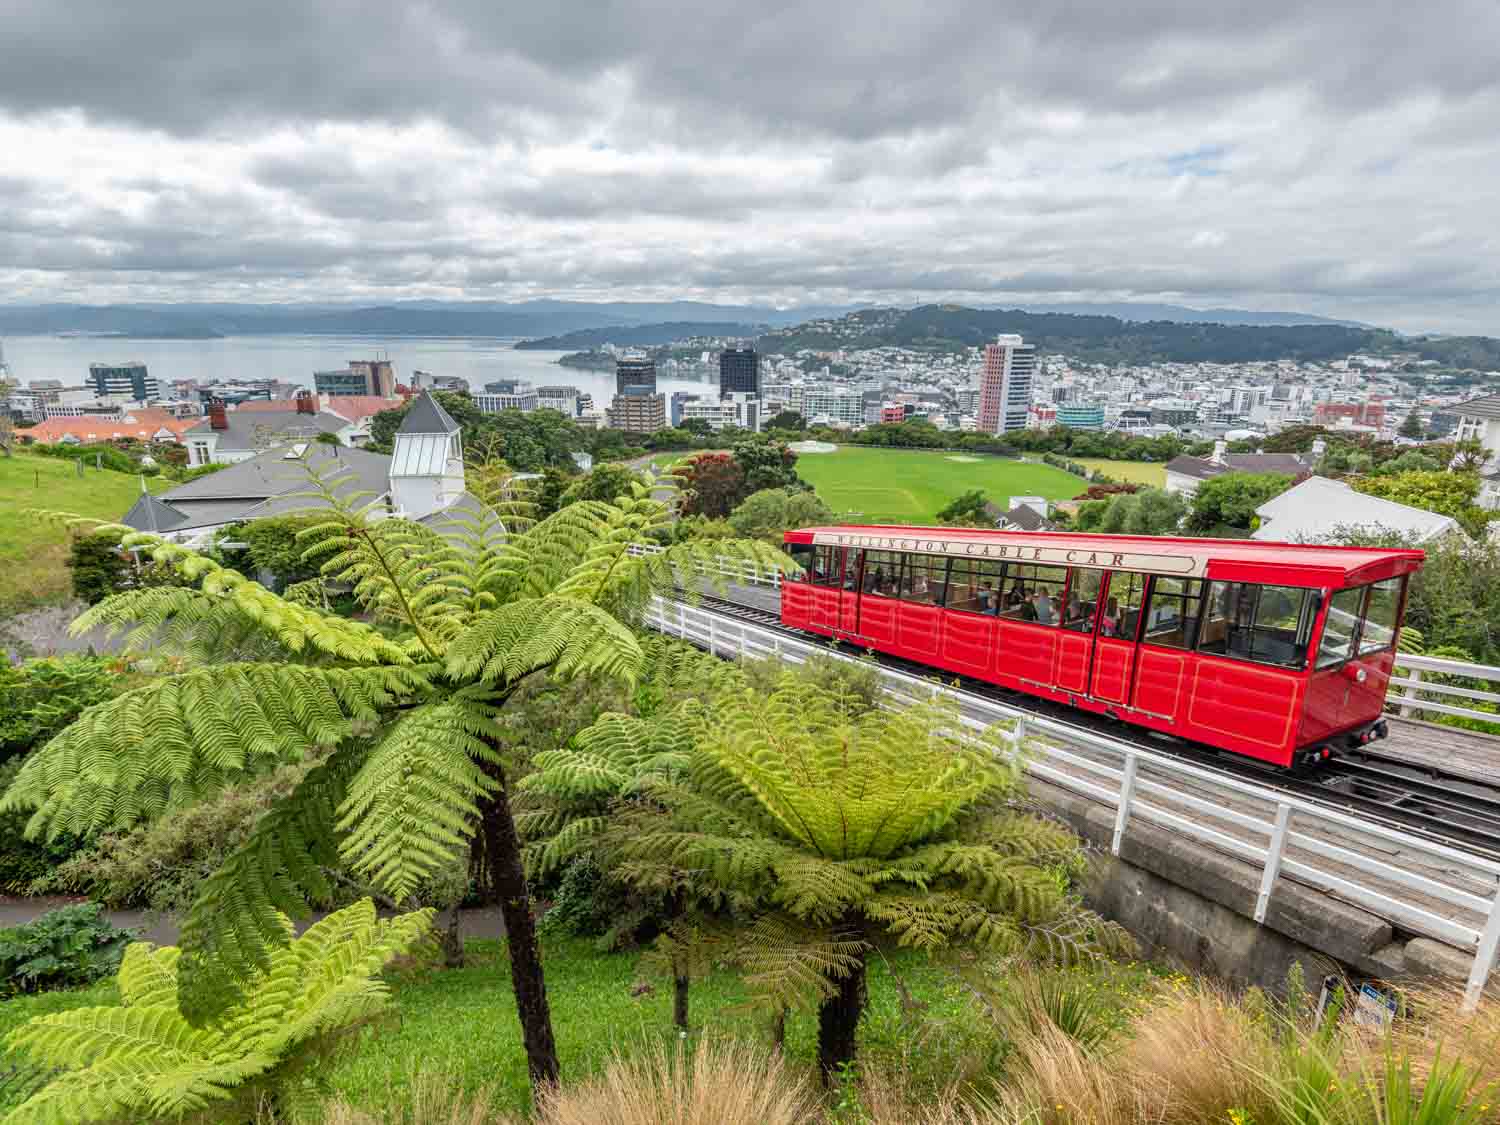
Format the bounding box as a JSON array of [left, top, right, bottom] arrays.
[[2, 900, 432, 1125], [444, 597, 644, 687], [1, 663, 430, 842], [336, 702, 499, 901], [731, 914, 868, 1012]]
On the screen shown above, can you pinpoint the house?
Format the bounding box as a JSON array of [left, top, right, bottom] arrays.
[[1250, 476, 1460, 545], [1452, 393, 1500, 461], [1164, 442, 1309, 497], [20, 409, 200, 446], [980, 495, 1057, 531], [182, 393, 363, 466], [121, 391, 478, 548]]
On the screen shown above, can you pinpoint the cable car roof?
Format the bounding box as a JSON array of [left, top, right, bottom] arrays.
[[786, 525, 1425, 587]]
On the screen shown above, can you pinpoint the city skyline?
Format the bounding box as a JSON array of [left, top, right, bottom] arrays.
[[0, 2, 1497, 334]]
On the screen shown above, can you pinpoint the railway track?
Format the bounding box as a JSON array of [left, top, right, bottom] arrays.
[[667, 590, 1500, 858]]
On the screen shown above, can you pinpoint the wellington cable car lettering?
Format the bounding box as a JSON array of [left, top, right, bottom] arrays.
[[813, 532, 1204, 576]]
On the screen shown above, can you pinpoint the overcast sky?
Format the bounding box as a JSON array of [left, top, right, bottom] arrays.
[[2, 1, 1498, 333]]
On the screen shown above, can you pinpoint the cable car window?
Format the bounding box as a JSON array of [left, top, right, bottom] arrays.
[[1102, 572, 1148, 640], [1141, 577, 1205, 649], [1199, 581, 1316, 669], [842, 549, 864, 591], [786, 542, 815, 579], [1316, 586, 1366, 668], [999, 563, 1068, 625], [901, 553, 949, 605], [1061, 569, 1102, 631], [1359, 578, 1403, 655], [812, 546, 844, 588], [946, 558, 1005, 613], [861, 550, 901, 596]]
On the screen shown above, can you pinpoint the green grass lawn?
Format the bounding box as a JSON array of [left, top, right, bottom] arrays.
[[0, 453, 167, 616], [0, 934, 1159, 1120], [792, 447, 1086, 523], [1074, 459, 1167, 487]]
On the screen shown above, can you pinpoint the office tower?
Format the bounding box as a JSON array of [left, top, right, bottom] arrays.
[[88, 362, 160, 402], [349, 359, 397, 397], [607, 386, 666, 433], [718, 347, 759, 397], [615, 355, 657, 395], [976, 335, 1035, 434]]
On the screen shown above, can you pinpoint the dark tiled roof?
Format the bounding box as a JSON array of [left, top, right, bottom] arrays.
[[397, 390, 460, 435], [1453, 393, 1500, 421], [1165, 453, 1306, 481], [120, 492, 188, 533]]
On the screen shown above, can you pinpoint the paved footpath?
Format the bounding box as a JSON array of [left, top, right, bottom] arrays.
[[0, 895, 509, 946]]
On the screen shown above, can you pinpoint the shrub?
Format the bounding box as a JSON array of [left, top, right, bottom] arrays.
[[39, 763, 318, 914], [64, 533, 130, 605], [0, 903, 135, 996], [0, 759, 86, 894], [4, 900, 432, 1125], [0, 655, 119, 761]]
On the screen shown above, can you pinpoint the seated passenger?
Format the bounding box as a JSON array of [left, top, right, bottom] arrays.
[[979, 582, 1000, 614], [1064, 591, 1085, 627], [1101, 597, 1120, 636], [1033, 587, 1055, 625]]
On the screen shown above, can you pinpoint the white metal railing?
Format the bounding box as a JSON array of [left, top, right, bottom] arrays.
[[644, 595, 1500, 1010], [1391, 652, 1500, 728], [628, 541, 785, 590]]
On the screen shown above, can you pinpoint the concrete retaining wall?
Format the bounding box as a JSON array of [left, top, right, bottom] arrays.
[[1029, 777, 1488, 994]]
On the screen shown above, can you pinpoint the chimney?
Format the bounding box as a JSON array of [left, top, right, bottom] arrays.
[[295, 390, 316, 415], [1211, 439, 1227, 465], [207, 399, 228, 431]]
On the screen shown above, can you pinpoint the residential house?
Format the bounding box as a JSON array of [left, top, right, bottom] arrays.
[[1164, 442, 1309, 497], [20, 408, 200, 446], [1250, 476, 1460, 545], [182, 394, 362, 466]]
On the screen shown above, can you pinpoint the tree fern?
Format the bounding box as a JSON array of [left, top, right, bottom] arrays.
[[575, 666, 1130, 1079], [15, 457, 787, 1098], [1, 900, 431, 1125]]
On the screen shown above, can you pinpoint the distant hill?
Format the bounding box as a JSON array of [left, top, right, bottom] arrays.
[[756, 305, 1500, 368], [0, 301, 848, 340], [1006, 302, 1372, 329], [514, 321, 766, 350]]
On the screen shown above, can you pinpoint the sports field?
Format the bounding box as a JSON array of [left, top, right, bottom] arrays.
[[791, 447, 1085, 523], [1074, 458, 1167, 487]]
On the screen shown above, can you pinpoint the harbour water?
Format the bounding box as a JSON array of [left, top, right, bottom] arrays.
[[0, 334, 714, 405]]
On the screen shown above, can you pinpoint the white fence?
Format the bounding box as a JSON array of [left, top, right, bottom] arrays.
[[628, 541, 784, 590], [644, 596, 1500, 1010], [1391, 653, 1500, 728]]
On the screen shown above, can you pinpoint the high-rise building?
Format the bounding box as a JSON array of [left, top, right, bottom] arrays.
[[976, 335, 1035, 434], [718, 347, 759, 397], [536, 385, 581, 417], [615, 355, 657, 395], [607, 386, 666, 433], [1055, 403, 1105, 430], [801, 387, 865, 428], [316, 359, 397, 397], [88, 362, 160, 402]]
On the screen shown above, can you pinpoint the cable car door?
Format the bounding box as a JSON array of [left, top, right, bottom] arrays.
[[839, 548, 863, 635], [809, 545, 844, 631], [1089, 572, 1149, 705]]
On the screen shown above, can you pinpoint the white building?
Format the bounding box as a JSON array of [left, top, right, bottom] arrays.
[[390, 392, 467, 519], [1252, 476, 1460, 544], [475, 382, 539, 414], [536, 385, 581, 417], [801, 387, 865, 428], [680, 392, 761, 432]]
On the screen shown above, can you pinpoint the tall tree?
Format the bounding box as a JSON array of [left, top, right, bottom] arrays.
[[4, 465, 784, 1101], [727, 488, 836, 543], [1398, 410, 1426, 440], [936, 489, 992, 527], [1185, 471, 1296, 535], [731, 435, 803, 493], [678, 452, 749, 518]]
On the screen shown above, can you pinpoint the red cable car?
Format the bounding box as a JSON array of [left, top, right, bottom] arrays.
[[780, 525, 1425, 768]]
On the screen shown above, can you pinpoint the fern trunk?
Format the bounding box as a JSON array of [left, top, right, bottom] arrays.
[[816, 914, 868, 1082], [673, 972, 690, 1031], [479, 761, 560, 1092]]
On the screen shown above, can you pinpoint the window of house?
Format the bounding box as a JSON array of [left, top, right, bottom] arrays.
[[998, 563, 1068, 625], [946, 558, 1005, 614], [1199, 581, 1317, 669], [1141, 577, 1205, 650], [900, 553, 950, 606], [1101, 572, 1148, 641], [1316, 586, 1366, 668], [1359, 578, 1404, 655]]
